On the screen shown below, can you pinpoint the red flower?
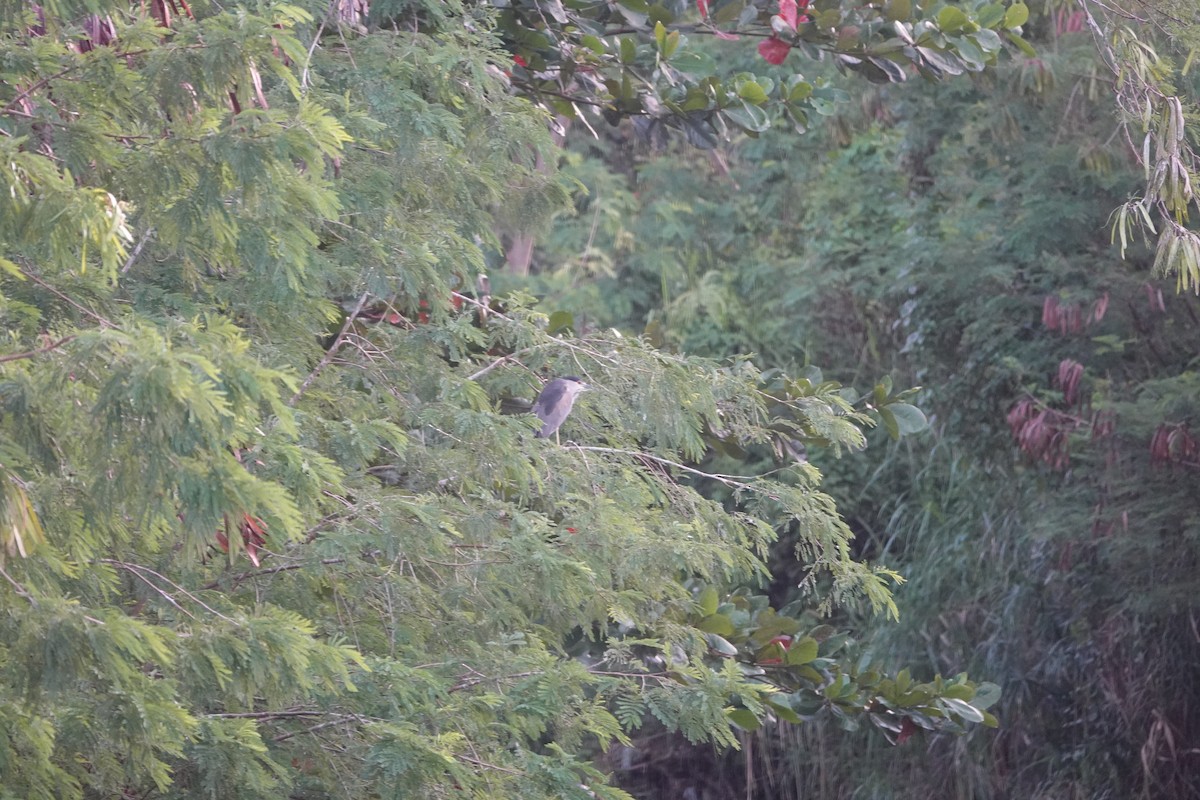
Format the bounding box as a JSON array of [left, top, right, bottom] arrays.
[[779, 0, 799, 30], [758, 36, 791, 65], [513, 54, 527, 67]]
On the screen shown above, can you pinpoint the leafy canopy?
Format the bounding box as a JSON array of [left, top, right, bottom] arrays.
[[0, 0, 997, 798]]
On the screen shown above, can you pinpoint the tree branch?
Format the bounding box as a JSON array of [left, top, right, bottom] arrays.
[[101, 559, 237, 623], [571, 445, 774, 493], [0, 564, 36, 605], [290, 291, 370, 405], [19, 268, 120, 329], [0, 335, 75, 365], [200, 557, 346, 591]]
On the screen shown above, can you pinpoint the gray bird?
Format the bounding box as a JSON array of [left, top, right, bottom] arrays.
[[533, 376, 589, 441]]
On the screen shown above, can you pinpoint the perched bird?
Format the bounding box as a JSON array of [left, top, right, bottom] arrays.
[[532, 376, 589, 441]]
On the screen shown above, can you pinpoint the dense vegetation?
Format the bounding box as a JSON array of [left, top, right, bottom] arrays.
[[4, 0, 1200, 798], [524, 2, 1200, 798], [0, 1, 1008, 798]]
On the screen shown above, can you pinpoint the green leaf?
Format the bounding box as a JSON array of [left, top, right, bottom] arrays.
[[878, 406, 900, 440], [620, 37, 637, 64], [712, 0, 746, 24], [670, 50, 717, 76], [737, 81, 770, 104], [785, 636, 819, 665], [581, 34, 606, 54], [697, 613, 735, 635], [723, 101, 771, 133], [972, 682, 1002, 711], [727, 708, 761, 730], [941, 683, 974, 700], [0, 257, 25, 280], [976, 3, 1006, 28], [936, 6, 969, 33], [786, 78, 813, 102], [698, 585, 719, 616], [1004, 1, 1030, 29], [942, 697, 985, 723], [883, 0, 911, 22], [663, 30, 681, 59], [706, 633, 739, 656], [654, 20, 666, 50], [764, 699, 804, 724], [874, 375, 894, 404], [917, 46, 965, 76], [886, 403, 928, 435], [972, 28, 1002, 52], [1005, 30, 1037, 56], [547, 310, 575, 334]]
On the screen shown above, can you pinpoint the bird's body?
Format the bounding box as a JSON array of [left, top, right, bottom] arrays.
[[533, 376, 589, 440]]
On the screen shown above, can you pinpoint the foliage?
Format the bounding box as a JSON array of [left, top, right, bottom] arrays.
[[490, 0, 1033, 144], [1082, 0, 1200, 290], [517, 0, 1200, 797], [0, 1, 996, 798]]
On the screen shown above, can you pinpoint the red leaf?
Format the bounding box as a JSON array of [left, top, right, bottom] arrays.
[[697, 0, 709, 18], [779, 0, 799, 30], [758, 36, 791, 65], [513, 54, 527, 67]]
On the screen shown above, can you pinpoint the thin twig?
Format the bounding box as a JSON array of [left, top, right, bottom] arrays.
[[454, 754, 523, 775], [208, 709, 323, 719], [290, 291, 370, 405], [200, 557, 345, 591], [0, 335, 76, 365], [449, 670, 543, 693], [102, 559, 237, 623], [300, 9, 331, 94], [0, 564, 36, 604], [273, 714, 362, 742], [20, 268, 120, 329], [120, 227, 155, 274], [465, 346, 540, 381], [571, 445, 766, 492]]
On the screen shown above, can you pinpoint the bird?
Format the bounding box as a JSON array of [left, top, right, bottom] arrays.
[[532, 376, 589, 441]]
